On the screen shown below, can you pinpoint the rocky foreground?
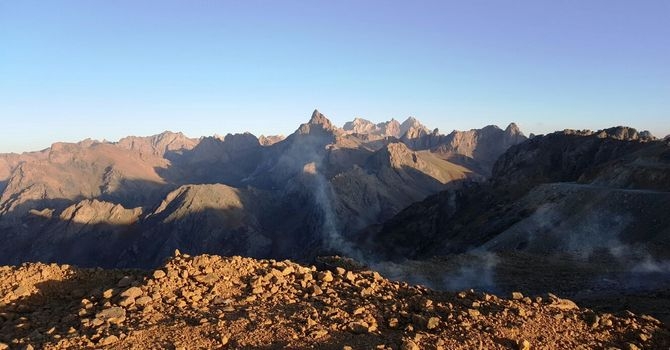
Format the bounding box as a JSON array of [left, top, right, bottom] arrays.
[[1, 253, 668, 349]]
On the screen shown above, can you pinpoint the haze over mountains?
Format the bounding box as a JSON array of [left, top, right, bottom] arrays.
[[0, 110, 526, 267]]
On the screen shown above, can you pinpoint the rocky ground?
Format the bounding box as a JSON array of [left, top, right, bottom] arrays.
[[1, 252, 669, 349]]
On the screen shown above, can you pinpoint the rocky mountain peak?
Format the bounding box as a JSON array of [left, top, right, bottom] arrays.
[[342, 118, 375, 133], [504, 123, 521, 135], [116, 131, 198, 157], [597, 126, 655, 142], [342, 117, 402, 138], [58, 199, 142, 226], [258, 135, 285, 146], [400, 117, 429, 138], [221, 132, 260, 150], [308, 109, 334, 129], [296, 110, 338, 136]]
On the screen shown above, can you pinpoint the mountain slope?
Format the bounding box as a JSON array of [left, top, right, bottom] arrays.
[[369, 127, 670, 259]]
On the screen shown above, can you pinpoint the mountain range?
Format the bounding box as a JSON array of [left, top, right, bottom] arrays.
[[0, 110, 526, 267], [369, 126, 670, 260]]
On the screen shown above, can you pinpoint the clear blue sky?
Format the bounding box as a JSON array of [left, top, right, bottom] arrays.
[[1, 0, 669, 153]]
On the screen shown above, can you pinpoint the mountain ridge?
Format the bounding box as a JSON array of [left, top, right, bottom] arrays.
[[0, 110, 526, 268]]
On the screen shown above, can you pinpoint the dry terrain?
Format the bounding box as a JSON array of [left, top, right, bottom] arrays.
[[1, 252, 668, 349]]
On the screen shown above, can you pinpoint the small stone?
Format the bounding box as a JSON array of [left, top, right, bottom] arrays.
[[118, 296, 135, 307], [318, 271, 334, 282], [95, 307, 126, 325], [511, 292, 524, 300], [195, 273, 219, 284], [517, 339, 530, 350], [120, 286, 143, 299], [388, 318, 399, 328], [311, 329, 328, 338], [102, 289, 115, 299], [335, 267, 346, 275], [401, 339, 420, 350], [0, 343, 8, 350], [135, 296, 153, 307], [624, 343, 640, 350], [467, 309, 481, 317], [516, 308, 527, 318], [310, 285, 323, 296], [549, 298, 578, 311], [117, 276, 132, 287], [153, 270, 166, 279], [345, 271, 356, 282], [427, 317, 440, 330], [349, 321, 370, 334], [99, 335, 119, 346]]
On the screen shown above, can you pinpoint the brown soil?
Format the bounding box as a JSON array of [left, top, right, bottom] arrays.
[[1, 252, 668, 349]]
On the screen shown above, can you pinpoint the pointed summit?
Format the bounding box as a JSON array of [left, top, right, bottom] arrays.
[[308, 109, 334, 130], [399, 116, 429, 137], [295, 109, 338, 136], [504, 122, 521, 135]]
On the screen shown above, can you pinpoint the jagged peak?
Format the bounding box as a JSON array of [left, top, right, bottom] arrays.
[[399, 116, 429, 137], [258, 134, 285, 146], [343, 117, 374, 130], [505, 123, 520, 134], [308, 109, 334, 129], [295, 109, 338, 136], [557, 126, 655, 142]]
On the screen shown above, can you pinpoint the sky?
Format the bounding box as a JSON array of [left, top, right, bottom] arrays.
[[1, 0, 669, 153]]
